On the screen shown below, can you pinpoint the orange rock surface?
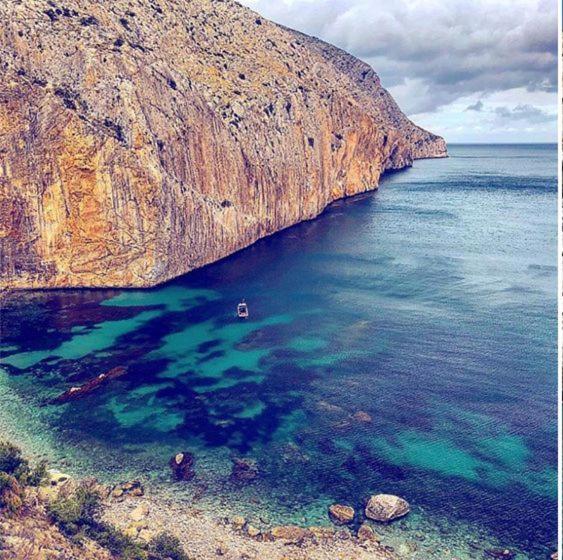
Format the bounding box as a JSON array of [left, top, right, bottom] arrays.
[[0, 0, 447, 288]]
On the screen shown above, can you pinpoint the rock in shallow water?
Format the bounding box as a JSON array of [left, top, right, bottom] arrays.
[[328, 504, 355, 525], [230, 457, 259, 482], [365, 494, 410, 523], [352, 411, 373, 423], [485, 549, 516, 560], [169, 452, 196, 481]]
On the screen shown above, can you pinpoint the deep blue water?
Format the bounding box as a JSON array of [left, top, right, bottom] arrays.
[[0, 144, 557, 559]]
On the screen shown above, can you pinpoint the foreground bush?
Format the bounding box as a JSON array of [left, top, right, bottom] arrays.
[[0, 441, 47, 486], [47, 485, 102, 535], [1, 442, 189, 560], [148, 532, 189, 560], [0, 441, 27, 478], [48, 484, 188, 559]]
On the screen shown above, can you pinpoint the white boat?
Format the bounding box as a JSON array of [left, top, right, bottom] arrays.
[[237, 300, 249, 318]]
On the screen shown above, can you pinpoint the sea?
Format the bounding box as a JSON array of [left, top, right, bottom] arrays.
[[0, 144, 557, 559]]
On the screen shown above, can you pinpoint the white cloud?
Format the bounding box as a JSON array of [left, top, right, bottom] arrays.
[[240, 0, 557, 142]]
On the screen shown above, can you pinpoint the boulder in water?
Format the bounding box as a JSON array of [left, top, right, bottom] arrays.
[[169, 452, 195, 481], [328, 504, 355, 525], [365, 494, 410, 522]]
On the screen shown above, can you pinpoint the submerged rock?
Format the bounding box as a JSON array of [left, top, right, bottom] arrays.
[[485, 549, 516, 560], [230, 457, 259, 482], [169, 452, 196, 481], [352, 411, 373, 423], [52, 367, 128, 403], [316, 401, 344, 415], [328, 504, 355, 525], [365, 494, 410, 522]]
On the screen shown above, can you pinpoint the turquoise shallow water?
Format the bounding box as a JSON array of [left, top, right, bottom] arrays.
[[0, 144, 557, 559]]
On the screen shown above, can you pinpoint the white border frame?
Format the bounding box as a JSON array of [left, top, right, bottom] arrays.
[[558, 0, 562, 555]]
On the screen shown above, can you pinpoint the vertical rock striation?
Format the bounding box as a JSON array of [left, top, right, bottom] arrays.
[[0, 0, 447, 288]]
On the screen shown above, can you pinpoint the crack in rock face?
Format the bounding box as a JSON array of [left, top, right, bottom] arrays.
[[0, 0, 447, 289]]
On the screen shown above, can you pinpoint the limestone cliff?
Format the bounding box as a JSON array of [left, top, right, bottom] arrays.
[[0, 0, 447, 288]]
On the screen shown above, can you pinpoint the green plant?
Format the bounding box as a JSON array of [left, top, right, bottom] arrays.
[[48, 485, 149, 558], [47, 485, 102, 535], [86, 522, 147, 559], [148, 532, 188, 560], [0, 441, 28, 479], [26, 459, 48, 486]]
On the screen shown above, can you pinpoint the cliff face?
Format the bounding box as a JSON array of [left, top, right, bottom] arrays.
[[0, 0, 447, 289]]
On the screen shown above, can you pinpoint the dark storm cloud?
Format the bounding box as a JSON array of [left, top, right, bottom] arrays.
[[466, 100, 484, 112], [242, 0, 557, 115], [493, 103, 555, 123]]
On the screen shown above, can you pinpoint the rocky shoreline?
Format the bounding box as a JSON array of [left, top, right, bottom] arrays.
[[1, 464, 400, 559], [1, 441, 557, 560], [104, 486, 399, 560]]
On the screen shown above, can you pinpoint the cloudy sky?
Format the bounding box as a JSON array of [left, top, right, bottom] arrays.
[[240, 0, 558, 143]]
